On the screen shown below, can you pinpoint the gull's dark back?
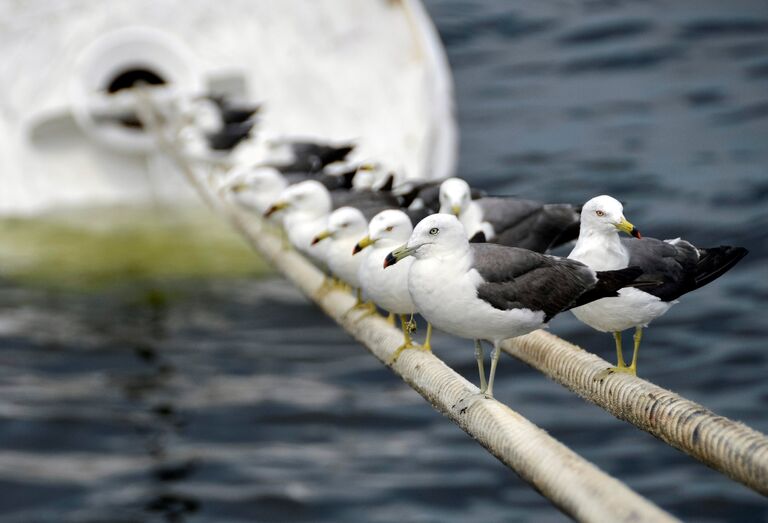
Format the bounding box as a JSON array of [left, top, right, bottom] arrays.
[[470, 243, 640, 321], [479, 198, 580, 253]]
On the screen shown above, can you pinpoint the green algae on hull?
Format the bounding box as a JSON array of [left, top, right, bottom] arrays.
[[0, 205, 273, 289]]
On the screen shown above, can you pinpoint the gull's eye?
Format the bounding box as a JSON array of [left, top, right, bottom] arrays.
[[385, 226, 394, 232], [341, 223, 348, 228], [429, 227, 439, 235], [595, 210, 605, 217]]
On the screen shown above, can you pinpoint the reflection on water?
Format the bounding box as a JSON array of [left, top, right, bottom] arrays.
[[1, 0, 768, 521]]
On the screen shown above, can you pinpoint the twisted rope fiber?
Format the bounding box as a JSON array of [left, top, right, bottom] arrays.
[[505, 331, 768, 496]]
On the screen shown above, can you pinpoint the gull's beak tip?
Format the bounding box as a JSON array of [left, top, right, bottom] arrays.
[[383, 252, 397, 268], [616, 217, 641, 239], [353, 236, 373, 255], [264, 201, 287, 218], [312, 230, 332, 246]]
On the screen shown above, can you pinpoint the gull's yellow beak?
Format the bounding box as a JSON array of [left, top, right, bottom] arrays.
[[230, 182, 248, 193], [358, 163, 375, 172], [384, 243, 417, 268], [451, 204, 462, 217], [311, 230, 333, 246], [264, 200, 288, 218], [615, 217, 642, 238], [353, 235, 374, 255]]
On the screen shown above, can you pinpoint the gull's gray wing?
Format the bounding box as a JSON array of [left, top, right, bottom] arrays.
[[622, 237, 697, 301], [471, 243, 598, 321], [479, 198, 580, 253]]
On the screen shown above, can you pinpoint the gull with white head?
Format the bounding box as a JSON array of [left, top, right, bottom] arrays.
[[569, 195, 748, 377], [311, 207, 372, 309], [264, 180, 332, 268], [352, 162, 396, 192], [353, 210, 432, 359], [219, 164, 288, 216], [385, 213, 644, 397], [438, 177, 580, 252]]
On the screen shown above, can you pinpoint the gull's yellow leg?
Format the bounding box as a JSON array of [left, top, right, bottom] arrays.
[[405, 313, 417, 334], [421, 322, 433, 352], [314, 276, 335, 300], [626, 326, 642, 376], [343, 288, 379, 321], [332, 277, 349, 292], [389, 315, 418, 364], [614, 331, 627, 368], [279, 229, 291, 250], [386, 312, 396, 326], [484, 341, 502, 397], [475, 339, 487, 394], [597, 331, 637, 379]]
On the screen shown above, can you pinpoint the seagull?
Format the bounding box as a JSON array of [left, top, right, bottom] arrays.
[[568, 195, 748, 376], [219, 165, 287, 216], [311, 207, 371, 307], [264, 170, 420, 224], [264, 180, 333, 268], [438, 177, 580, 251], [396, 179, 485, 213], [268, 140, 355, 174], [384, 213, 644, 397], [353, 210, 432, 358], [352, 162, 397, 192]]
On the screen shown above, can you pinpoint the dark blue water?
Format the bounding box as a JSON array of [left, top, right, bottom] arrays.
[[2, 1, 768, 521]]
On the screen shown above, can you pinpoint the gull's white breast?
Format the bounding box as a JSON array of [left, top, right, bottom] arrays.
[[359, 244, 416, 315], [408, 255, 545, 342], [570, 288, 674, 333], [327, 237, 363, 289]]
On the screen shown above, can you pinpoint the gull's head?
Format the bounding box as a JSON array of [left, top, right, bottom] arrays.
[[312, 206, 367, 245], [438, 177, 472, 217], [384, 213, 468, 267], [581, 195, 641, 238], [225, 166, 286, 196], [353, 161, 394, 192], [354, 210, 413, 255], [264, 180, 331, 218]]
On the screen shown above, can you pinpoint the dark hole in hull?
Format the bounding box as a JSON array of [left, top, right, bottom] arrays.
[[106, 66, 166, 94]]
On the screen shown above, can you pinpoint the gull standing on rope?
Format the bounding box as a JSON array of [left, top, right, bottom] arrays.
[[219, 165, 287, 216], [384, 214, 644, 397], [264, 180, 333, 268], [354, 210, 432, 359], [568, 195, 748, 377], [352, 162, 398, 192], [438, 177, 580, 251], [311, 207, 373, 309]]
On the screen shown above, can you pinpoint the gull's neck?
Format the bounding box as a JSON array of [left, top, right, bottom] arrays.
[[569, 226, 628, 271], [458, 201, 486, 236], [431, 242, 473, 272]]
